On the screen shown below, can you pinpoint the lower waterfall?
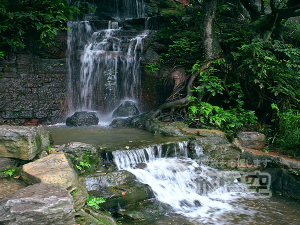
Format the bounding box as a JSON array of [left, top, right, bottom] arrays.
[[112, 143, 267, 224]]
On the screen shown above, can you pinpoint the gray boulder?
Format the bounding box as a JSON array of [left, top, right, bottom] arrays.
[[0, 125, 52, 160], [237, 132, 266, 150], [0, 183, 75, 225], [112, 101, 139, 118], [66, 111, 99, 126]]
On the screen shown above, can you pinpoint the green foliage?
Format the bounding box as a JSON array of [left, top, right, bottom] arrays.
[[75, 152, 97, 172], [187, 59, 257, 131], [2, 166, 17, 177], [155, 14, 204, 67], [145, 62, 160, 73], [46, 146, 57, 153], [169, 31, 202, 57], [187, 101, 257, 130], [271, 103, 300, 151], [86, 194, 105, 209], [0, 0, 80, 55], [291, 169, 300, 176], [70, 189, 77, 196], [233, 39, 300, 105]]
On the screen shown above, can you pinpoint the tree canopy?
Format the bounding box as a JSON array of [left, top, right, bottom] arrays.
[[151, 0, 300, 153]]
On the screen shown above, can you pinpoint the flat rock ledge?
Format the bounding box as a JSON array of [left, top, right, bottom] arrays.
[[21, 152, 77, 191], [0, 183, 75, 225], [0, 125, 52, 160]]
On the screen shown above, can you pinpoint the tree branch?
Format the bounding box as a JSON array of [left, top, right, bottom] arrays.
[[240, 0, 261, 21]]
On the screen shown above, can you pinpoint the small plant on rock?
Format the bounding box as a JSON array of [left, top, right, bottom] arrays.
[[86, 194, 106, 209]]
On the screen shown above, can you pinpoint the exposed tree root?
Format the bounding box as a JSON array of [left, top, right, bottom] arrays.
[[151, 60, 215, 118]]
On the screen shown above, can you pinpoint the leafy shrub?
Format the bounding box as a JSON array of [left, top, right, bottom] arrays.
[[233, 39, 300, 106], [187, 101, 257, 130], [271, 104, 300, 150], [187, 58, 257, 131]]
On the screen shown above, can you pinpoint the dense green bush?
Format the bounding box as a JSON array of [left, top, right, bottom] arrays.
[[233, 39, 300, 107], [187, 59, 257, 131], [271, 104, 300, 152]]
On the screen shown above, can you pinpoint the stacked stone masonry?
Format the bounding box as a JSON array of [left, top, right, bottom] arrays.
[[0, 54, 68, 124]]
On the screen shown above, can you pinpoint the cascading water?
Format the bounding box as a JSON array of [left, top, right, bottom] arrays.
[[67, 0, 148, 116], [112, 142, 272, 224]]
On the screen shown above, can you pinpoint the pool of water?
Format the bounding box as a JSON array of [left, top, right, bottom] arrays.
[[45, 125, 187, 150]]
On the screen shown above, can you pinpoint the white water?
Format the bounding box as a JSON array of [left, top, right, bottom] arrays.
[[113, 143, 271, 224], [67, 21, 148, 114], [66, 0, 149, 118]]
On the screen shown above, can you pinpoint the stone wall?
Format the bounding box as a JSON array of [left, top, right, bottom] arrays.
[[0, 54, 68, 125]]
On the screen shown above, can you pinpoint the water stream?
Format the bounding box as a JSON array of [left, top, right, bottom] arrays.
[[112, 142, 300, 225], [46, 126, 300, 224]]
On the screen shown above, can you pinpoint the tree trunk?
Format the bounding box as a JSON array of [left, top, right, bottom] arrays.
[[202, 0, 222, 60], [151, 0, 221, 118]]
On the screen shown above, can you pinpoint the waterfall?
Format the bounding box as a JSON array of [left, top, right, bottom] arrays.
[[67, 0, 148, 115], [112, 142, 270, 223]]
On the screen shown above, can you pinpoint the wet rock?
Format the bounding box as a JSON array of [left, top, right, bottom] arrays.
[[136, 163, 148, 169], [240, 148, 300, 169], [118, 200, 170, 222], [112, 101, 139, 118], [21, 152, 78, 191], [0, 125, 52, 160], [237, 132, 266, 150], [140, 48, 159, 65], [99, 170, 136, 187], [63, 142, 100, 173], [0, 183, 75, 225], [75, 207, 117, 225], [265, 168, 300, 200], [194, 136, 241, 169], [148, 121, 187, 136], [72, 177, 88, 212], [66, 111, 99, 126], [90, 182, 154, 209]]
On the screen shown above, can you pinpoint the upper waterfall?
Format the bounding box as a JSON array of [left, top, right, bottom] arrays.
[[67, 0, 149, 117]]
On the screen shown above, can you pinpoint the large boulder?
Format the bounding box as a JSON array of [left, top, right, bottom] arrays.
[[112, 101, 139, 118], [237, 132, 266, 150], [0, 183, 75, 225], [66, 111, 99, 126], [0, 125, 52, 160], [21, 152, 78, 191]]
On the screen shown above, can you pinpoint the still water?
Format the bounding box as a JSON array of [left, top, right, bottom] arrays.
[[45, 125, 187, 150]]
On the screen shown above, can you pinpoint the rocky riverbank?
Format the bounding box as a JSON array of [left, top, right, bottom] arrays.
[[1, 122, 300, 224]]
